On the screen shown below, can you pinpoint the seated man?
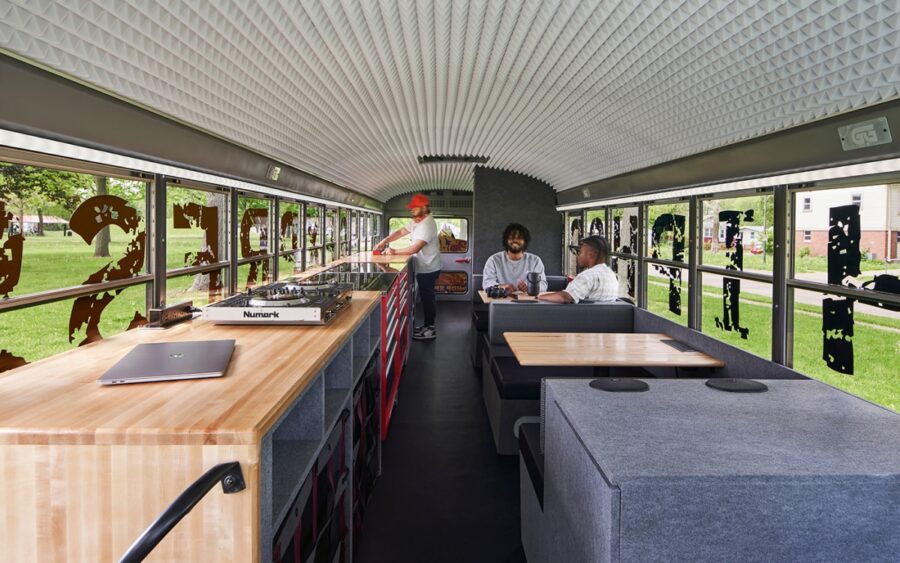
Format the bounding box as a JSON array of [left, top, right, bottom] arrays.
[[539, 235, 618, 303], [483, 223, 547, 294]]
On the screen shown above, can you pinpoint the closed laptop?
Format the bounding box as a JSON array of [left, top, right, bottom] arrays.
[[98, 339, 235, 385]]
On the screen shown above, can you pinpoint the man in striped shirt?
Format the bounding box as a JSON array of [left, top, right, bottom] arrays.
[[538, 236, 618, 303]]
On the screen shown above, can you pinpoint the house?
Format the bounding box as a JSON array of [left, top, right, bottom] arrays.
[[794, 185, 900, 261]]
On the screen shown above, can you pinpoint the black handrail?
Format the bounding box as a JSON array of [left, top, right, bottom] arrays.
[[119, 461, 246, 563]]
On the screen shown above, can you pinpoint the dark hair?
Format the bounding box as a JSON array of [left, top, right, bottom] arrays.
[[579, 235, 610, 263], [502, 223, 531, 251]]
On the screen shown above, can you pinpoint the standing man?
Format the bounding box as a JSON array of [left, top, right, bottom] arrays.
[[483, 223, 547, 294], [374, 194, 442, 340], [539, 235, 618, 303]]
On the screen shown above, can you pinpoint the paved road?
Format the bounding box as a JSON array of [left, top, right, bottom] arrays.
[[699, 268, 899, 319]]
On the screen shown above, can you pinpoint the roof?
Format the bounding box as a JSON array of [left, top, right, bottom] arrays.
[[1, 1, 898, 201]]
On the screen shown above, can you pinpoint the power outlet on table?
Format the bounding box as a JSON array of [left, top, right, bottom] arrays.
[[148, 301, 195, 328]]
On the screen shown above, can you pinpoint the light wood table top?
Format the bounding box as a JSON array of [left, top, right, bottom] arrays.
[[478, 290, 540, 304], [0, 291, 380, 446], [339, 251, 411, 265], [504, 332, 725, 368]]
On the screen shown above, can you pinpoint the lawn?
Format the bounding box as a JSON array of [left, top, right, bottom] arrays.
[[0, 224, 239, 364], [647, 277, 898, 412]]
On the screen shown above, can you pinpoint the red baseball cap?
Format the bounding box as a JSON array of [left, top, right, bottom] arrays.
[[406, 194, 430, 208]]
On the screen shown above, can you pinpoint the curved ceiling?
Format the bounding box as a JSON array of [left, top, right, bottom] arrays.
[[1, 0, 898, 202]]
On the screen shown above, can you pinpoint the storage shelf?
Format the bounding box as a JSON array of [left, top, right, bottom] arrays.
[[271, 439, 319, 527], [325, 389, 348, 430]]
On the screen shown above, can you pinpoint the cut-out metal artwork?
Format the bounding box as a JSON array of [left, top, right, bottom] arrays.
[[613, 216, 621, 250], [651, 213, 685, 315], [68, 195, 147, 346], [0, 200, 24, 299], [280, 211, 299, 255], [822, 297, 854, 374], [827, 204, 861, 286], [0, 201, 28, 371], [861, 275, 900, 312], [714, 210, 752, 339], [588, 217, 604, 237], [240, 208, 270, 287], [819, 203, 900, 375], [0, 349, 27, 373], [173, 202, 222, 301]]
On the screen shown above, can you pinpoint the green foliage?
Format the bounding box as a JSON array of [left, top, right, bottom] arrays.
[[799, 246, 811, 258], [0, 163, 94, 229], [647, 278, 898, 412]]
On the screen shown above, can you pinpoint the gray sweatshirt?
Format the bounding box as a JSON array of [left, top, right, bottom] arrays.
[[482, 251, 548, 292]]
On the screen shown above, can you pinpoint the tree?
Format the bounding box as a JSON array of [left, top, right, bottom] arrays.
[[93, 176, 111, 257], [0, 163, 89, 235]]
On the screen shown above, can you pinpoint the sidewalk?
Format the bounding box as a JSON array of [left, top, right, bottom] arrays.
[[700, 268, 900, 319]]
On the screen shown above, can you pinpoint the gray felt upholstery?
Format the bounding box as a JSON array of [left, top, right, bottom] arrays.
[[632, 308, 806, 380], [531, 379, 900, 562], [488, 301, 635, 351]]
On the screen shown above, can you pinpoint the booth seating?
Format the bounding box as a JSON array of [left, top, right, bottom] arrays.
[[470, 274, 569, 370], [483, 301, 636, 454], [522, 378, 899, 563], [518, 310, 813, 561], [485, 302, 807, 455]]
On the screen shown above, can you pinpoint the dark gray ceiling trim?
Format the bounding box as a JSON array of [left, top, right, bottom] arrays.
[[558, 97, 900, 207], [0, 54, 382, 210]]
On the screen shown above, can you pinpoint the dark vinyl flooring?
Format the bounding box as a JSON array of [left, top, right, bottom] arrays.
[[357, 301, 525, 563]]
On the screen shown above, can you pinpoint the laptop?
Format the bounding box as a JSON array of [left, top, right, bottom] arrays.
[[99, 339, 235, 385]]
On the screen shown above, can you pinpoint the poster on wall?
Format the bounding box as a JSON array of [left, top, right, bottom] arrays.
[[435, 271, 468, 294]]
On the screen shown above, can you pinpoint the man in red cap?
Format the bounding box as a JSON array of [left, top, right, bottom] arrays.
[[374, 193, 442, 340]]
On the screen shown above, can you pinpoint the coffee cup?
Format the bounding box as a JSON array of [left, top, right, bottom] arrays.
[[526, 272, 541, 296]]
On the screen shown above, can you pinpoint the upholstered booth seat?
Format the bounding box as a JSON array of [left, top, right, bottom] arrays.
[[472, 275, 571, 369], [491, 356, 593, 401], [518, 422, 544, 509]]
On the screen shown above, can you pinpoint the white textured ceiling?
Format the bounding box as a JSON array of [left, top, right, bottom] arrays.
[[1, 0, 899, 202]]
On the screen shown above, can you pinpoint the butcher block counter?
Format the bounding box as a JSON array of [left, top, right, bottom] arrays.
[[0, 291, 382, 562]]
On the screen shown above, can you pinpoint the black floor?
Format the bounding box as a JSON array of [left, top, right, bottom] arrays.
[[357, 301, 524, 563]]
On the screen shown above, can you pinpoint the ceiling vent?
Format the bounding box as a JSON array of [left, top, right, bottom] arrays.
[[417, 155, 489, 164]]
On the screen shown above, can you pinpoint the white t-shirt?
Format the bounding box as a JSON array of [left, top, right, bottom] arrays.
[[406, 215, 442, 273], [564, 263, 619, 303]]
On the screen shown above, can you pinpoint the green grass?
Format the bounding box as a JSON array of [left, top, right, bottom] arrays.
[[647, 278, 898, 412], [0, 223, 246, 365]]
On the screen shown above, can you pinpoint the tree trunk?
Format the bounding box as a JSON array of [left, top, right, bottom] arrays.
[[93, 176, 110, 257], [37, 208, 45, 236], [17, 201, 26, 237], [709, 200, 720, 254]]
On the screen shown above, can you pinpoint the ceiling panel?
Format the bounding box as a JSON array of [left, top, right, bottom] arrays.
[[1, 0, 898, 201]]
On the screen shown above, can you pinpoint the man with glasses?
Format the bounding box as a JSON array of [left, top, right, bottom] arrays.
[[483, 223, 548, 294]]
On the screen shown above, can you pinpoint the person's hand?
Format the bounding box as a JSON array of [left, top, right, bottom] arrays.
[[383, 247, 395, 255], [374, 241, 386, 252], [499, 283, 516, 294], [516, 280, 528, 292]]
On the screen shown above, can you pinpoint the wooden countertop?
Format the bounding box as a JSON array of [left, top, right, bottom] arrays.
[[0, 291, 380, 446], [504, 332, 725, 367], [339, 251, 411, 265]]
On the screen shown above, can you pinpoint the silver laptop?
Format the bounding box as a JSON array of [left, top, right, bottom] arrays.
[[99, 340, 235, 385]]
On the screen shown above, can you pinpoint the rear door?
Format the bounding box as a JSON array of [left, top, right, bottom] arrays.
[[433, 216, 472, 301]]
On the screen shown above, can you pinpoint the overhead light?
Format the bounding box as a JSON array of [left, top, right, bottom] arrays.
[[557, 157, 900, 211], [417, 155, 489, 164], [0, 129, 376, 213]]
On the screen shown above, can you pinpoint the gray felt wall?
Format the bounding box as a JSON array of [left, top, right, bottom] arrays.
[[473, 167, 562, 275]]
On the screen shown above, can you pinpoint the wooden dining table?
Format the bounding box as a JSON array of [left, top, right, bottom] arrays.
[[478, 290, 539, 304], [503, 332, 725, 368]]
